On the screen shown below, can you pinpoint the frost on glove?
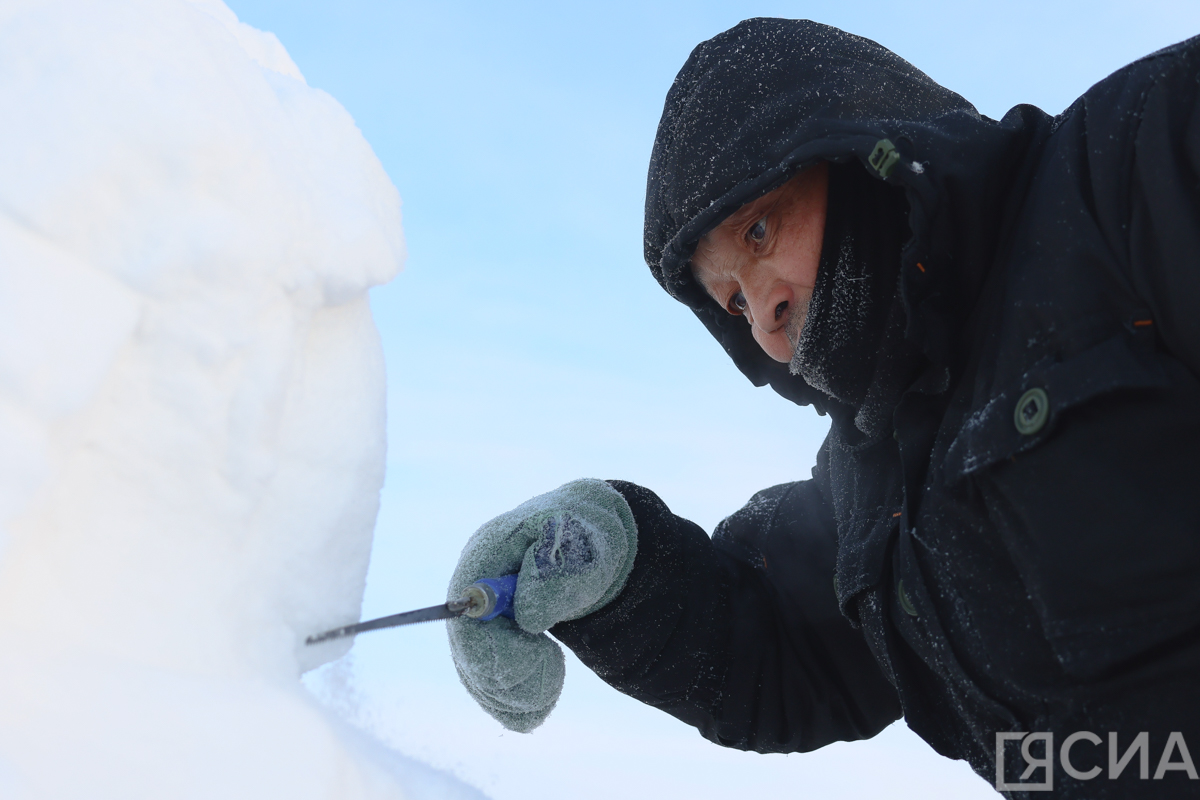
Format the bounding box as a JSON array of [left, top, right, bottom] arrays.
[[446, 479, 637, 732]]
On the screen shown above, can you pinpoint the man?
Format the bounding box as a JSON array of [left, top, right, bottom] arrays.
[[447, 18, 1200, 797]]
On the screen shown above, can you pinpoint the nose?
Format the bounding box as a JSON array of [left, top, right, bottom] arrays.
[[745, 282, 796, 334]]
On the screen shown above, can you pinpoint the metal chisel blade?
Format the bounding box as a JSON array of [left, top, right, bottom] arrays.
[[305, 600, 469, 645]]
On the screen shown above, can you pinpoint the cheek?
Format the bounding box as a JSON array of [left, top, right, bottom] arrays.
[[778, 211, 825, 290]]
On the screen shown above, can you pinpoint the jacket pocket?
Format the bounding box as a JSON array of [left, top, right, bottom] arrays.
[[943, 333, 1169, 477], [944, 333, 1200, 679]]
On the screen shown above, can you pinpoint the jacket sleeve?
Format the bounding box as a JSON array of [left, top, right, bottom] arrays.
[[549, 475, 901, 754]]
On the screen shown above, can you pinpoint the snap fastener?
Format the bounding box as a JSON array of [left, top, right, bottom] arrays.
[[1014, 387, 1049, 435], [897, 579, 918, 617]]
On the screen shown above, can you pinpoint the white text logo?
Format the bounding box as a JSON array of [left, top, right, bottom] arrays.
[[995, 731, 1198, 791]]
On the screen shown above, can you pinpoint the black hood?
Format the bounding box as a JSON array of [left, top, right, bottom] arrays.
[[644, 18, 1046, 411]]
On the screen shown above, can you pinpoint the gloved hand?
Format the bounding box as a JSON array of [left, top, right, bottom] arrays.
[[446, 478, 637, 732]]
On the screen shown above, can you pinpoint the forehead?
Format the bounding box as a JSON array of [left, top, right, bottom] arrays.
[[689, 234, 735, 290]]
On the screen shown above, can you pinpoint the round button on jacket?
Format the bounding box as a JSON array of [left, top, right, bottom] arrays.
[[1014, 387, 1050, 435]]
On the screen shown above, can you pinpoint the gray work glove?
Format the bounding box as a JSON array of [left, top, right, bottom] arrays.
[[447, 478, 637, 732]]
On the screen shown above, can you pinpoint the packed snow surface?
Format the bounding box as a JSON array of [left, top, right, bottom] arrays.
[[0, 1, 481, 797]]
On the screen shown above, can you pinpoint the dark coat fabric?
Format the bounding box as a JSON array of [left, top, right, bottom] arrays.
[[551, 18, 1200, 798]]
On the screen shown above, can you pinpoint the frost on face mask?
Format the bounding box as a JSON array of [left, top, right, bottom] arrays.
[[0, 1, 479, 798], [789, 162, 916, 437]]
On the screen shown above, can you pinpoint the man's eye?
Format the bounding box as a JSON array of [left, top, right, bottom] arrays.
[[726, 291, 748, 315], [747, 217, 767, 243]]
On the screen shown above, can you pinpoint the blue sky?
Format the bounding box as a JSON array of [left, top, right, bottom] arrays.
[[225, 2, 1200, 797]]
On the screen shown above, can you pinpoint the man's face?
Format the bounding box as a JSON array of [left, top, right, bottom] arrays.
[[689, 163, 828, 363]]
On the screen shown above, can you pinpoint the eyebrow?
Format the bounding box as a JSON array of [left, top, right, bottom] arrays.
[[700, 180, 789, 263], [720, 203, 765, 236]]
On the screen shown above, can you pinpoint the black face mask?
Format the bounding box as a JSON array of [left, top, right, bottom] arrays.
[[791, 161, 922, 437]]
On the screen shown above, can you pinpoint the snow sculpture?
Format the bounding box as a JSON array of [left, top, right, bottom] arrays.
[[0, 1, 479, 797]]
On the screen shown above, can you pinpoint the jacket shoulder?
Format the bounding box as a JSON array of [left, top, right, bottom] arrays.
[[1033, 34, 1197, 161]]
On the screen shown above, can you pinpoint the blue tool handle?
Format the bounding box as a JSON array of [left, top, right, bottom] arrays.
[[473, 574, 518, 621]]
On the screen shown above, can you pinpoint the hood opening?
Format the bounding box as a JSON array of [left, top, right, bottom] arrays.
[[644, 17, 1033, 410]]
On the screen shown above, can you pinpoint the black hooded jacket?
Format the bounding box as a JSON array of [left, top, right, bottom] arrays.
[[552, 19, 1200, 797]]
